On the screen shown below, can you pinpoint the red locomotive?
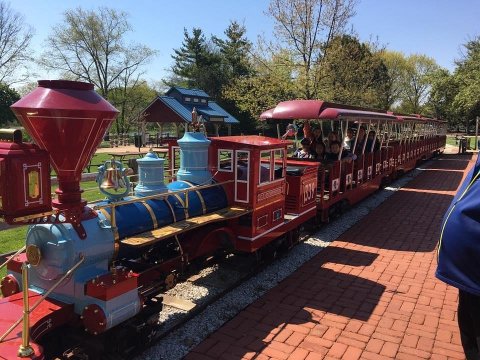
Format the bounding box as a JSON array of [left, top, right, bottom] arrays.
[[0, 81, 445, 359]]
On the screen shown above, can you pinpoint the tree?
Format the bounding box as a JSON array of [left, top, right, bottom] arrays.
[[109, 81, 157, 135], [318, 35, 390, 109], [0, 82, 20, 126], [170, 27, 225, 99], [212, 21, 255, 133], [378, 50, 409, 109], [213, 21, 253, 79], [425, 69, 458, 126], [0, 1, 34, 84], [396, 54, 439, 114], [172, 28, 210, 86], [452, 36, 480, 128], [223, 50, 298, 131], [40, 7, 156, 100], [267, 0, 357, 99]]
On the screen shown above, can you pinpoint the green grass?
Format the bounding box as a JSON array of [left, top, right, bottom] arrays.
[[446, 136, 458, 146], [0, 226, 27, 254]]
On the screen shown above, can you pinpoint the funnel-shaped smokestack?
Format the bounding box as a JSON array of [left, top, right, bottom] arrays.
[[11, 80, 119, 210]]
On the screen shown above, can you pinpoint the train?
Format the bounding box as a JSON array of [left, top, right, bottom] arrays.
[[0, 80, 446, 359]]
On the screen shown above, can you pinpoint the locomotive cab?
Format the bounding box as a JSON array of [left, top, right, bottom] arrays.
[[209, 136, 318, 252]]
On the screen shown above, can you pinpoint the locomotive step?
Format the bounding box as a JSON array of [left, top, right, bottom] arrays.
[[121, 206, 251, 247]]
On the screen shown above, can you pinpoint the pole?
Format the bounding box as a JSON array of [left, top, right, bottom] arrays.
[[476, 116, 479, 150], [18, 263, 34, 358]]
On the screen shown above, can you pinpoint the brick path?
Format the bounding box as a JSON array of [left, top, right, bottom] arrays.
[[186, 154, 475, 360]]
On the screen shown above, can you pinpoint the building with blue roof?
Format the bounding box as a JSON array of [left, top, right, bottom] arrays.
[[143, 86, 239, 137]]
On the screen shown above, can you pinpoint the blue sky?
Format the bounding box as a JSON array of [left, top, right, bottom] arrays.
[[12, 0, 480, 85]]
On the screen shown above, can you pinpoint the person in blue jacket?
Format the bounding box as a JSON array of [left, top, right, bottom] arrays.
[[437, 155, 480, 360]]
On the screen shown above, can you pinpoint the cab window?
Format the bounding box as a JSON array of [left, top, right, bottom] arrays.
[[259, 150, 271, 184], [218, 149, 233, 172], [259, 149, 285, 185]]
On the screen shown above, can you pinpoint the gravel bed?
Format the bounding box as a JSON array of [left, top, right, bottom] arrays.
[[138, 166, 424, 360]]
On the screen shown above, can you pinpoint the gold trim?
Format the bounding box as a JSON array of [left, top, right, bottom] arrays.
[[165, 199, 177, 222], [142, 201, 158, 228], [11, 211, 57, 223], [180, 181, 207, 215], [99, 208, 119, 251], [173, 194, 189, 219], [99, 208, 110, 221]]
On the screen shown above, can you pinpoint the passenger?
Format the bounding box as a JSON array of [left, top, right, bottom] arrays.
[[293, 138, 314, 159], [354, 127, 367, 154], [325, 131, 339, 153], [281, 123, 298, 139], [312, 142, 326, 161], [303, 121, 323, 146], [325, 141, 353, 162], [365, 131, 380, 153], [343, 128, 354, 151]]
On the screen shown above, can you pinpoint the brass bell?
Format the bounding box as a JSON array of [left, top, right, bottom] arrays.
[[100, 159, 125, 192]]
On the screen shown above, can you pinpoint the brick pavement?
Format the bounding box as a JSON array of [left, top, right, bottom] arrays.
[[186, 154, 475, 360]]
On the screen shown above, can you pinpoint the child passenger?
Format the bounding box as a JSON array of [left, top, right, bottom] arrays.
[[325, 141, 355, 162], [312, 142, 326, 160], [294, 138, 314, 159]]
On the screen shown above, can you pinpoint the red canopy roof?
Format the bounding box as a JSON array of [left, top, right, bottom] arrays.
[[260, 100, 393, 121], [319, 108, 396, 121], [259, 100, 330, 120], [260, 99, 446, 123], [393, 114, 445, 123]]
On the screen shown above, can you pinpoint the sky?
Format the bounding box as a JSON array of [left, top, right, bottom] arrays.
[[10, 0, 480, 87]]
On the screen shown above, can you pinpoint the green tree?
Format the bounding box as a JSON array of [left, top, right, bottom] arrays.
[[223, 50, 297, 131], [396, 54, 439, 114], [0, 82, 20, 126], [109, 81, 157, 135], [378, 50, 409, 109], [40, 7, 156, 99], [425, 69, 458, 126], [452, 37, 480, 131], [171, 28, 210, 86], [267, 0, 357, 99], [213, 21, 253, 79], [170, 27, 225, 98], [318, 35, 390, 109], [212, 21, 254, 133]]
